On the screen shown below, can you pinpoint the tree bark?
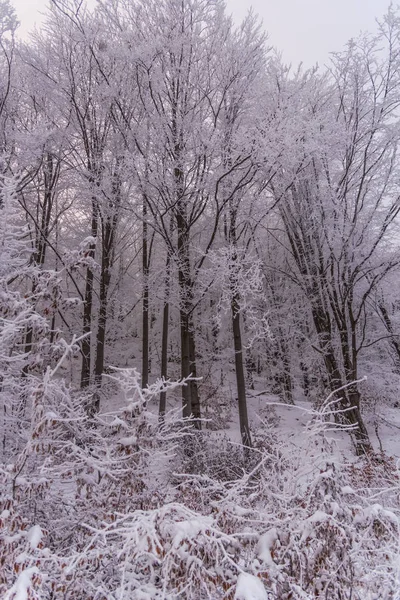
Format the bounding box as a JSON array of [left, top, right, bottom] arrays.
[[176, 202, 199, 420], [188, 322, 201, 428], [159, 249, 171, 420], [94, 218, 115, 394], [141, 197, 149, 389], [228, 207, 252, 449], [93, 163, 121, 402], [80, 200, 98, 389], [231, 292, 252, 448]]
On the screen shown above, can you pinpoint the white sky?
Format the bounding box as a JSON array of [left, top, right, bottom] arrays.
[[11, 0, 390, 67]]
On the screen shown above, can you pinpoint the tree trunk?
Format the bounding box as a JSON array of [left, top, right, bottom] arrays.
[[189, 322, 201, 428], [231, 292, 252, 448], [281, 350, 294, 405], [94, 219, 114, 396], [24, 152, 59, 376], [226, 204, 252, 450], [93, 163, 121, 404], [80, 200, 98, 389], [312, 305, 371, 454], [180, 309, 192, 418], [142, 197, 149, 389], [176, 207, 198, 420], [159, 249, 171, 420]]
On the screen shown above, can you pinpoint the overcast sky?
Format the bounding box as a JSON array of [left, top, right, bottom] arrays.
[[11, 0, 390, 67]]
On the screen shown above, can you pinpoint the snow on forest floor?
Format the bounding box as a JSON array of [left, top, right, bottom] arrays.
[[99, 366, 400, 465], [370, 406, 400, 459], [77, 337, 400, 465]]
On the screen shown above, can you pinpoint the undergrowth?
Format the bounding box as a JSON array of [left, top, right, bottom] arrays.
[[1, 367, 400, 599]]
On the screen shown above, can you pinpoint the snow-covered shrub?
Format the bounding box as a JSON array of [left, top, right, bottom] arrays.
[[0, 476, 64, 600], [0, 173, 67, 461], [2, 361, 400, 599], [246, 456, 400, 599], [176, 431, 248, 483], [0, 366, 189, 597], [200, 382, 233, 431], [165, 401, 400, 599], [220, 407, 400, 600], [71, 369, 192, 513], [70, 502, 244, 599]]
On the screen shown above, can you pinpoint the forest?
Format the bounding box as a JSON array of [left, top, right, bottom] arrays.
[[1, 0, 400, 597]]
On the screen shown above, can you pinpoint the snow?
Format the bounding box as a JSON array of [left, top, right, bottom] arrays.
[[300, 510, 330, 542], [109, 416, 128, 428], [305, 510, 329, 524], [27, 525, 43, 550], [15, 477, 27, 486], [171, 518, 213, 547], [234, 573, 268, 600], [354, 503, 399, 526], [3, 567, 39, 600], [257, 528, 277, 566], [119, 435, 138, 446]]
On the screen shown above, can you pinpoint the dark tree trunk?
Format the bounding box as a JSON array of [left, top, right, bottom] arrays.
[[94, 219, 115, 394], [93, 163, 121, 404], [231, 292, 252, 448], [80, 200, 98, 389], [226, 205, 252, 450], [172, 101, 200, 423], [142, 198, 149, 389], [159, 249, 171, 420], [299, 358, 310, 397], [94, 260, 109, 390], [274, 323, 294, 404], [35, 153, 58, 267], [281, 349, 294, 405], [180, 308, 192, 418], [176, 206, 199, 420], [189, 323, 201, 428]]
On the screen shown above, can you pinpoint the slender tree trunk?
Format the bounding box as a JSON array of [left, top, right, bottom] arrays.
[[159, 249, 171, 420], [172, 106, 200, 422], [300, 359, 310, 397], [180, 309, 192, 418], [346, 308, 370, 454], [228, 208, 251, 449], [176, 207, 196, 419], [274, 320, 294, 404], [281, 349, 294, 405], [80, 200, 98, 389], [189, 322, 201, 428], [94, 268, 108, 390], [93, 162, 121, 405], [231, 292, 252, 448], [142, 197, 149, 388], [94, 220, 114, 394]]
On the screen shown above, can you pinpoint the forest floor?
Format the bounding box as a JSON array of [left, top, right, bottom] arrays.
[[97, 360, 400, 463]]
